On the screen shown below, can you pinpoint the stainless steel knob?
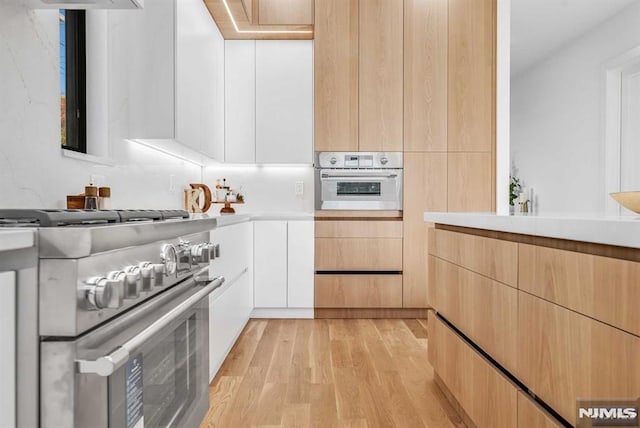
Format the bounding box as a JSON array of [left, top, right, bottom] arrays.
[[161, 244, 178, 276], [213, 243, 221, 258], [380, 157, 389, 165], [107, 271, 127, 301], [124, 266, 142, 298], [191, 243, 211, 265], [138, 262, 155, 292], [330, 157, 337, 165], [85, 276, 122, 310], [152, 263, 165, 287]]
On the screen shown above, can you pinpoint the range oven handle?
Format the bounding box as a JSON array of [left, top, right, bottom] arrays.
[[321, 173, 398, 180], [75, 272, 225, 377]]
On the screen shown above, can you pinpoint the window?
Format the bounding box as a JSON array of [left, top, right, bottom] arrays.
[[60, 10, 87, 153]]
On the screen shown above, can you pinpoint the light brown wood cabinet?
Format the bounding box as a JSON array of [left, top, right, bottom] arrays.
[[517, 292, 640, 426], [403, 0, 448, 152], [517, 392, 563, 428], [258, 0, 314, 25], [314, 274, 402, 308], [429, 316, 518, 428], [315, 220, 402, 238], [447, 153, 493, 212], [358, 0, 403, 151], [428, 256, 517, 373], [519, 243, 640, 337], [429, 229, 518, 287], [402, 153, 447, 308], [314, 0, 358, 152], [315, 238, 402, 271]]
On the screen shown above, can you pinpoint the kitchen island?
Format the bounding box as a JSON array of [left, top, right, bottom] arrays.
[[424, 212, 640, 428]]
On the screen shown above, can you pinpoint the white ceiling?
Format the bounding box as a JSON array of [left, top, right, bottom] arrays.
[[511, 0, 638, 76]]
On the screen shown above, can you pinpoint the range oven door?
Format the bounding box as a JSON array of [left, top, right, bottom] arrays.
[[41, 273, 224, 428], [319, 169, 403, 210]]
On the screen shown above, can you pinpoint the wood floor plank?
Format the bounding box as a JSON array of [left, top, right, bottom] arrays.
[[200, 319, 465, 428]]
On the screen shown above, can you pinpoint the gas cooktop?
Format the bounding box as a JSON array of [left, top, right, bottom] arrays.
[[0, 209, 190, 227]]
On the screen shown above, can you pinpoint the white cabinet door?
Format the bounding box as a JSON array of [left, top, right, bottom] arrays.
[[255, 40, 314, 164], [108, 0, 175, 139], [201, 18, 225, 161], [0, 271, 16, 428], [225, 40, 256, 163], [287, 221, 314, 308], [254, 221, 288, 307]]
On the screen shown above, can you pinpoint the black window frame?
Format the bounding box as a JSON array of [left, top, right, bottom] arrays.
[[62, 10, 87, 154]]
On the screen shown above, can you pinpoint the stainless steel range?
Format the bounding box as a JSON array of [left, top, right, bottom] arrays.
[[0, 209, 223, 428]]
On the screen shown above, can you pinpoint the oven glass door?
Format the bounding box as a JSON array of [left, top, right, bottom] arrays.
[[320, 169, 402, 210], [107, 308, 204, 428]]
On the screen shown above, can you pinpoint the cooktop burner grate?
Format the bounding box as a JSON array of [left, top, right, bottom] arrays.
[[0, 209, 190, 227]]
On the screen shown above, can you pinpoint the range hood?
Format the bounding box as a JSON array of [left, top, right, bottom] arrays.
[[30, 0, 143, 9]]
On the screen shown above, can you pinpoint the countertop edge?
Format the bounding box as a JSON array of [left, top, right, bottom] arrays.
[[213, 212, 314, 228], [0, 230, 36, 252], [424, 212, 640, 249]]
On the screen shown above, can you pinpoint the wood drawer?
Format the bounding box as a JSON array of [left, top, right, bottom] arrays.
[[517, 391, 563, 428], [517, 292, 640, 426], [430, 316, 518, 428], [430, 229, 518, 287], [315, 220, 403, 238], [429, 256, 517, 373], [519, 243, 640, 336], [315, 238, 402, 271], [314, 274, 402, 308]]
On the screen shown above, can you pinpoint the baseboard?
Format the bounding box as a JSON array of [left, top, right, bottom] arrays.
[[314, 308, 430, 319], [251, 308, 315, 319]]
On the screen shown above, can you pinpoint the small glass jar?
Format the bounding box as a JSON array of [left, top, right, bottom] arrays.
[[84, 186, 98, 210], [98, 187, 111, 210]]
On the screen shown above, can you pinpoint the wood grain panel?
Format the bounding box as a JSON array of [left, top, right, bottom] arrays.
[[447, 152, 493, 212], [314, 0, 358, 151], [359, 0, 403, 151], [431, 228, 518, 287], [258, 0, 314, 25], [315, 220, 403, 238], [204, 0, 314, 40], [315, 210, 403, 219], [519, 243, 640, 337], [404, 0, 448, 152], [315, 238, 402, 271], [431, 316, 518, 428], [429, 256, 517, 373], [517, 392, 563, 428], [517, 292, 640, 425], [403, 153, 447, 307], [314, 275, 403, 308], [314, 308, 430, 319], [447, 0, 494, 152]]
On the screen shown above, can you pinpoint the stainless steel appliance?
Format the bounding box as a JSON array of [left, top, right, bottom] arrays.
[[315, 152, 403, 210], [0, 209, 223, 428]]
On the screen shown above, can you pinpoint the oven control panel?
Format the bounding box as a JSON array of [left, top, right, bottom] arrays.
[[316, 152, 403, 169]]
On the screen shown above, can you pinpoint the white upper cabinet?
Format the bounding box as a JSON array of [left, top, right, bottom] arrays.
[[176, 0, 225, 160], [256, 40, 313, 164], [109, 0, 175, 140], [225, 40, 256, 163]]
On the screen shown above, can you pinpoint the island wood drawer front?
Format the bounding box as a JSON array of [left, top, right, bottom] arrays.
[[430, 229, 518, 287], [517, 292, 640, 426], [315, 238, 403, 271], [314, 274, 402, 308], [519, 243, 640, 337], [430, 316, 518, 428], [315, 220, 403, 238], [517, 392, 564, 428], [428, 256, 517, 373]]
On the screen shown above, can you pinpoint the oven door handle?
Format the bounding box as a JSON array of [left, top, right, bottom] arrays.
[[75, 274, 225, 377], [321, 174, 398, 180]]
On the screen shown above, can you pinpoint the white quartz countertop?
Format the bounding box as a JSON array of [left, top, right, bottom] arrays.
[[0, 230, 36, 252], [424, 212, 640, 249], [210, 212, 314, 228]]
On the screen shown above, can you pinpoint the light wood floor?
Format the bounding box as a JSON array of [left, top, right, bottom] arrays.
[[200, 319, 465, 428]]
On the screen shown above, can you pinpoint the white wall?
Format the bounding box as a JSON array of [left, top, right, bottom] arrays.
[[0, 2, 201, 210], [510, 1, 640, 214], [203, 166, 314, 213]]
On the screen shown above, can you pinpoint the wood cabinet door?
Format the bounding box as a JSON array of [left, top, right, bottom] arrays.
[[314, 274, 402, 308], [314, 0, 359, 152], [404, 0, 448, 152], [358, 0, 403, 152], [258, 0, 314, 25], [517, 292, 640, 425], [447, 0, 495, 152], [517, 392, 563, 428], [315, 238, 402, 271], [402, 153, 447, 308]]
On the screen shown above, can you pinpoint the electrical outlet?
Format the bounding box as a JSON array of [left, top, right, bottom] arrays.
[[295, 181, 304, 196], [169, 174, 176, 192]]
